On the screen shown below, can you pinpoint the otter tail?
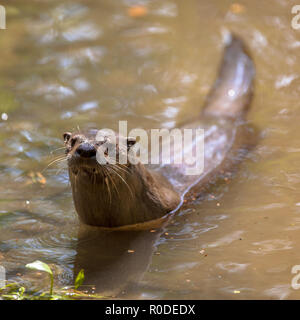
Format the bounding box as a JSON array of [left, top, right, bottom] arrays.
[[202, 34, 255, 119]]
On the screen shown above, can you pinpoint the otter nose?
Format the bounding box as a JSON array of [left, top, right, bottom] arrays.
[[76, 143, 96, 158]]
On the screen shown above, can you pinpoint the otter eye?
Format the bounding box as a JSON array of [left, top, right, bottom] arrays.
[[127, 137, 136, 149], [70, 137, 78, 148], [63, 132, 72, 144]]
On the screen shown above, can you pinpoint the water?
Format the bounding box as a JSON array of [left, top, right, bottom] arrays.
[[0, 0, 300, 299]]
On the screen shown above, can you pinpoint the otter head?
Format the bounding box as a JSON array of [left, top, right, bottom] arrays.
[[63, 129, 136, 176], [63, 129, 179, 228]]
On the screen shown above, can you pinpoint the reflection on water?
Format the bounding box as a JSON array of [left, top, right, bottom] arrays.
[[74, 225, 164, 297], [0, 0, 300, 299]]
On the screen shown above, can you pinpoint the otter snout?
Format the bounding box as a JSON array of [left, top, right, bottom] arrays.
[[75, 142, 96, 158]]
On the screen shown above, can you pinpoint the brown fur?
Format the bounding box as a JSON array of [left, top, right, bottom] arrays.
[[64, 34, 255, 228]]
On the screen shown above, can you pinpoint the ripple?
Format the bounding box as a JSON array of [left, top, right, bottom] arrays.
[[206, 231, 244, 248], [34, 83, 74, 101], [72, 78, 90, 91], [153, 2, 178, 17], [264, 284, 291, 300], [166, 222, 218, 241], [216, 262, 249, 273], [123, 25, 169, 37], [275, 74, 298, 89], [77, 101, 99, 112], [250, 239, 293, 255]]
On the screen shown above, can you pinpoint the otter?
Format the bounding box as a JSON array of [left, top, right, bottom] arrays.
[[63, 34, 255, 229]]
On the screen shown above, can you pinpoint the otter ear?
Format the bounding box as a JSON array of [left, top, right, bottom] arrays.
[[63, 132, 72, 144], [127, 137, 136, 150]]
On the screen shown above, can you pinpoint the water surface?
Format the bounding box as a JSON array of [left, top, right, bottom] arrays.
[[0, 0, 300, 299]]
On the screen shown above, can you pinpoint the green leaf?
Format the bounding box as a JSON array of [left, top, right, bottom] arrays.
[[26, 261, 54, 295], [74, 269, 84, 290], [25, 261, 53, 275], [18, 287, 25, 296]]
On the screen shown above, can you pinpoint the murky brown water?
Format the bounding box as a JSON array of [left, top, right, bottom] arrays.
[[0, 0, 300, 299]]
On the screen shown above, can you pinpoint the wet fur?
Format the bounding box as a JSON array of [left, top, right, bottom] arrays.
[[64, 34, 256, 228]]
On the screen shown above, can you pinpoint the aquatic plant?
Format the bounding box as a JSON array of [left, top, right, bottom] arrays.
[[0, 261, 105, 300]]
